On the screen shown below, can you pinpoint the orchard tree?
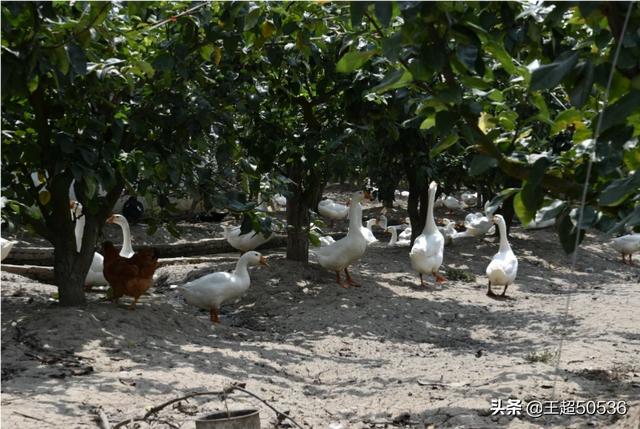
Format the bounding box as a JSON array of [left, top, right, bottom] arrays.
[[1, 2, 253, 305], [343, 1, 639, 251]]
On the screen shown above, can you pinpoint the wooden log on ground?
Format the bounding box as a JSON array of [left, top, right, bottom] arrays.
[[3, 235, 288, 266], [1, 264, 56, 284]]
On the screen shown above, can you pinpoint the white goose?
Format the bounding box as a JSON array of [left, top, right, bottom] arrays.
[[460, 191, 478, 207], [409, 181, 446, 286], [438, 218, 456, 245], [362, 216, 378, 244], [178, 251, 268, 323], [222, 224, 271, 253], [71, 201, 107, 287], [486, 214, 518, 297], [399, 217, 412, 241], [444, 195, 464, 211], [106, 214, 135, 257], [611, 232, 640, 265], [311, 191, 368, 288], [452, 212, 495, 239], [318, 198, 349, 222], [386, 226, 410, 247]]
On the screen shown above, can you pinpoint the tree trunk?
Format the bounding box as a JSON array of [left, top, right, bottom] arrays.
[[286, 184, 310, 262], [407, 175, 429, 245]]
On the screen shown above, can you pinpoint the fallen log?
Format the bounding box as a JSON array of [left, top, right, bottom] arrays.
[[3, 235, 289, 266]]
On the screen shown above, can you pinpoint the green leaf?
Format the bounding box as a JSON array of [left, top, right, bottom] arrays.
[[469, 154, 498, 176], [66, 43, 86, 75], [531, 92, 551, 123], [84, 176, 97, 199], [430, 133, 458, 158], [38, 190, 51, 206], [485, 188, 520, 215], [350, 2, 369, 27], [419, 115, 436, 130], [513, 191, 535, 226], [308, 232, 321, 247], [556, 207, 585, 255], [382, 32, 402, 62], [374, 2, 392, 26], [598, 170, 640, 207], [371, 68, 412, 94], [569, 60, 594, 108], [595, 90, 640, 133], [521, 157, 550, 212], [551, 108, 583, 135], [530, 51, 579, 91], [336, 50, 375, 73], [243, 5, 261, 31], [485, 40, 517, 74]]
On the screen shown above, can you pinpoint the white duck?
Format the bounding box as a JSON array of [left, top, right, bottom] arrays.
[[486, 214, 518, 297], [435, 194, 446, 208], [178, 251, 268, 323], [70, 202, 108, 287], [318, 198, 349, 223], [311, 191, 368, 288], [399, 217, 412, 241], [452, 212, 495, 239], [460, 191, 478, 207], [386, 226, 410, 247], [444, 195, 464, 211], [222, 224, 271, 253], [611, 232, 640, 265], [362, 217, 378, 244], [272, 194, 287, 208], [1, 238, 17, 261], [378, 211, 388, 230], [106, 214, 135, 257], [438, 218, 456, 244], [410, 181, 446, 286]]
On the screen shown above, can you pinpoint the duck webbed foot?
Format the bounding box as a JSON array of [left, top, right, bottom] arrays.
[[344, 268, 360, 287], [336, 271, 349, 289], [486, 281, 495, 296], [433, 271, 446, 283]]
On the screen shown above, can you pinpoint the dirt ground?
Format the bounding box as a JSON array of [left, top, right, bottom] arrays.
[[1, 193, 639, 428]]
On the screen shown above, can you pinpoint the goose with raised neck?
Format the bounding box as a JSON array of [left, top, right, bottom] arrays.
[[311, 190, 369, 288], [107, 214, 134, 257], [409, 181, 446, 286], [485, 214, 518, 297]]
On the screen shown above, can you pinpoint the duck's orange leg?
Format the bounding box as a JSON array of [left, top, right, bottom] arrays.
[[336, 271, 348, 288], [433, 271, 446, 283], [419, 273, 426, 287], [344, 268, 360, 287], [210, 308, 220, 323]]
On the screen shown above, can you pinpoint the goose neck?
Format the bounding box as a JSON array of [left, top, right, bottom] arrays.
[[348, 201, 363, 235], [119, 220, 134, 256], [423, 187, 438, 234], [388, 228, 397, 245], [497, 219, 510, 251]]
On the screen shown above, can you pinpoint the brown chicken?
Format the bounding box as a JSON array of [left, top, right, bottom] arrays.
[[102, 241, 158, 310]]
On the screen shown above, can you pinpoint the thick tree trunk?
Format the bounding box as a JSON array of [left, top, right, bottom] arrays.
[[286, 191, 310, 262], [407, 175, 429, 245]]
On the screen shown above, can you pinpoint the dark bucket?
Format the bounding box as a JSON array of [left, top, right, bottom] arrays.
[[195, 409, 260, 429]]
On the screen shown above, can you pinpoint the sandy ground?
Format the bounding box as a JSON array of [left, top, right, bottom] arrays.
[[2, 196, 640, 428]]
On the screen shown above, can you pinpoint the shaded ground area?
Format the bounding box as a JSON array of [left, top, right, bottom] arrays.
[[2, 199, 640, 428]]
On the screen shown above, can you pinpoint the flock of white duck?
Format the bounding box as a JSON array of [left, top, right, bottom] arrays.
[[0, 184, 639, 324]]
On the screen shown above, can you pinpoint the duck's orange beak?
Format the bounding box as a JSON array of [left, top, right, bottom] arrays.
[[364, 190, 372, 200], [259, 256, 268, 266], [69, 200, 76, 209], [106, 214, 116, 224]]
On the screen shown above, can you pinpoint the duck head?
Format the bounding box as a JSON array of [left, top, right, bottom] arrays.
[[106, 214, 127, 225], [244, 251, 268, 267], [492, 214, 505, 224]]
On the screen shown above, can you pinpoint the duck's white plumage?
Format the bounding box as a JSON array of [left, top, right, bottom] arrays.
[[461, 191, 478, 207], [1, 238, 17, 261], [452, 212, 494, 239], [387, 226, 410, 247], [178, 251, 266, 323], [361, 216, 378, 244], [444, 195, 464, 211], [486, 214, 518, 296], [106, 214, 135, 257], [611, 233, 640, 264], [318, 199, 349, 220], [410, 181, 445, 285], [222, 224, 271, 252], [312, 191, 368, 281]]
